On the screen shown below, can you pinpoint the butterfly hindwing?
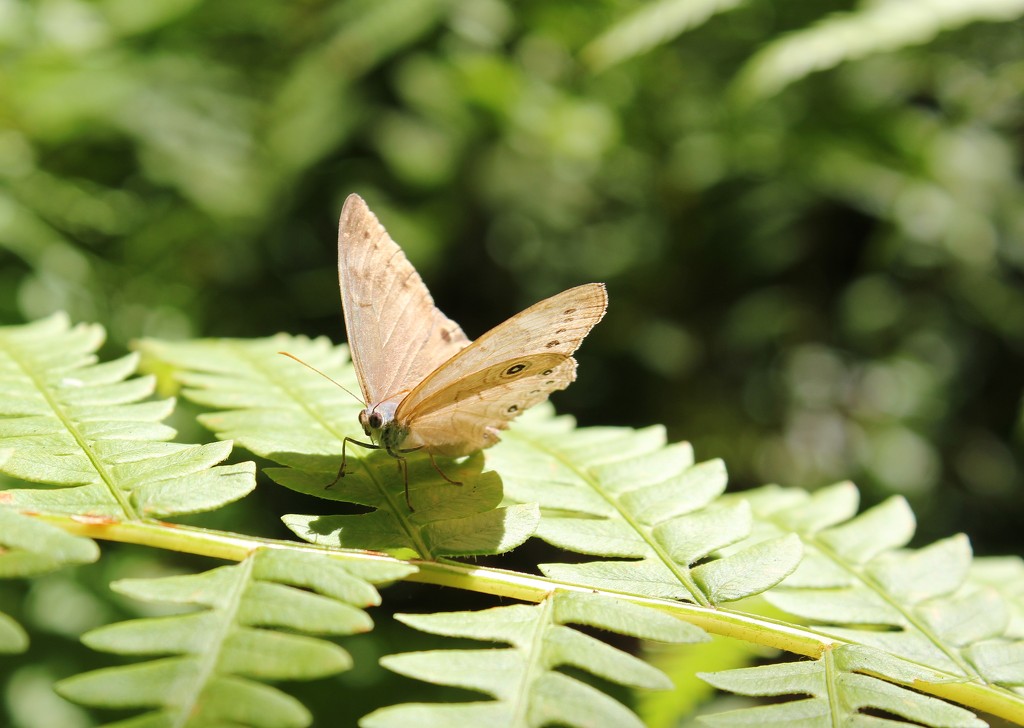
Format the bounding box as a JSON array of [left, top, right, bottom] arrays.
[[400, 356, 577, 455], [403, 352, 569, 418], [338, 194, 470, 406]]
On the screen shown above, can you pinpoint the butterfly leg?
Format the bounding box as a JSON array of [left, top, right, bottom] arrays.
[[398, 456, 412, 511], [390, 446, 461, 487], [425, 452, 462, 487], [328, 437, 381, 488], [382, 445, 415, 510]]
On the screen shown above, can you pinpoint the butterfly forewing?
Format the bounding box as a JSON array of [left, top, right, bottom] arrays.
[[395, 283, 607, 420], [338, 194, 470, 406]]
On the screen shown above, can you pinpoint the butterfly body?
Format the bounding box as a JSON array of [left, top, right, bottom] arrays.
[[335, 194, 607, 507]]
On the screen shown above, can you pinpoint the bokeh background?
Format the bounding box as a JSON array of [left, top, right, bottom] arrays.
[[2, 0, 1024, 724]]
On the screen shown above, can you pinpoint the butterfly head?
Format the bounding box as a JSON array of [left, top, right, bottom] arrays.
[[359, 401, 407, 451]]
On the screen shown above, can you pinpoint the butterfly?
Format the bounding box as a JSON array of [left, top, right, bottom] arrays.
[[323, 194, 606, 509]]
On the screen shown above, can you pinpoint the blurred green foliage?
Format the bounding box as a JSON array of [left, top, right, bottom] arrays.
[[2, 0, 1024, 721]]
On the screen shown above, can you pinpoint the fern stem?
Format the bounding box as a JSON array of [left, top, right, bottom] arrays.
[[822, 646, 844, 725]]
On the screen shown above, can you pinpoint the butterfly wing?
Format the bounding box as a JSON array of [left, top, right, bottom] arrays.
[[400, 355, 577, 455], [395, 283, 607, 453], [338, 194, 470, 406]]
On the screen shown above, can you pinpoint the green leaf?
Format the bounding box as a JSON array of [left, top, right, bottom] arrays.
[[0, 315, 255, 518], [57, 549, 390, 726], [365, 590, 705, 728]]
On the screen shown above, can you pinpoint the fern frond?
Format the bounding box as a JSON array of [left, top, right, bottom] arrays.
[[0, 506, 99, 653], [0, 314, 255, 518], [139, 335, 539, 558], [733, 0, 1024, 101], [581, 0, 743, 71], [699, 643, 986, 727], [489, 411, 802, 607], [739, 482, 1024, 690], [363, 590, 706, 728], [56, 549, 412, 727], [142, 334, 799, 587]]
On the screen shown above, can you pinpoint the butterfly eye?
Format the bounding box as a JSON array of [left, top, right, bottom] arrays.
[[368, 411, 383, 429], [541, 369, 553, 376], [503, 363, 529, 377]]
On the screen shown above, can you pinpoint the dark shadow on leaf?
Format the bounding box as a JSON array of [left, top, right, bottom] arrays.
[[272, 450, 541, 559]]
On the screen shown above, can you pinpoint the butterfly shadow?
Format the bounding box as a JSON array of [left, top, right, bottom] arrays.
[[265, 451, 540, 559]]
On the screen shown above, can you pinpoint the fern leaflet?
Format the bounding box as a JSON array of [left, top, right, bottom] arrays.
[[364, 590, 706, 728], [700, 644, 986, 727]]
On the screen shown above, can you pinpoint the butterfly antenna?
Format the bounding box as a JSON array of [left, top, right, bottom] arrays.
[[278, 351, 365, 406]]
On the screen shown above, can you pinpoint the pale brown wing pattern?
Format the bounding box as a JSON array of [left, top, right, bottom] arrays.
[[401, 357, 578, 455], [395, 283, 606, 420], [404, 352, 568, 420], [338, 194, 470, 406]]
